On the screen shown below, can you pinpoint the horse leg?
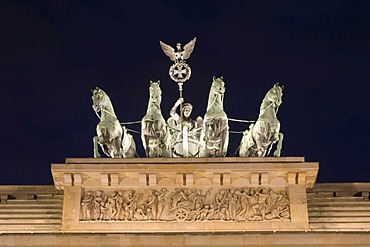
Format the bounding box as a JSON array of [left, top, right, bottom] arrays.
[[220, 128, 228, 157], [93, 136, 101, 158], [267, 141, 274, 156], [267, 132, 279, 156], [238, 130, 248, 157], [114, 137, 122, 158], [255, 135, 267, 157], [273, 132, 284, 157], [251, 122, 265, 157], [258, 149, 267, 157], [122, 133, 132, 158], [199, 125, 208, 157], [123, 135, 137, 158], [129, 137, 137, 158]]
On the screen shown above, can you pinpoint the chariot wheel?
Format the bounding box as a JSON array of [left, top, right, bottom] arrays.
[[174, 208, 188, 221]]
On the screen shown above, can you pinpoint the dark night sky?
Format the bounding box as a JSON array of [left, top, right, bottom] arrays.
[[0, 1, 369, 185]]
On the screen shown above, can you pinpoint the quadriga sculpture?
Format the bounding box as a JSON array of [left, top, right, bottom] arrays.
[[141, 80, 171, 157], [199, 76, 229, 157], [239, 83, 284, 157], [92, 87, 136, 158]]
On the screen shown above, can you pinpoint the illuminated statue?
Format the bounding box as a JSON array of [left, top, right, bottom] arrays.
[[168, 97, 203, 157], [91, 87, 136, 158], [239, 83, 284, 157], [141, 81, 171, 157], [199, 76, 229, 157]]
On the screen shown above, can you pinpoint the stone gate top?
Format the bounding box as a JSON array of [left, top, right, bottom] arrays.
[[50, 157, 318, 233]]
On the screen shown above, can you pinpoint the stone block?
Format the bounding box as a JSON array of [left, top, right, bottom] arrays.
[[73, 173, 82, 186], [14, 235, 56, 246], [149, 173, 157, 186], [139, 173, 147, 186], [185, 233, 212, 246], [68, 235, 97, 246], [213, 173, 221, 185], [251, 173, 259, 186], [176, 173, 184, 186], [223, 172, 231, 186], [128, 234, 161, 246], [63, 173, 72, 186], [288, 172, 297, 185], [61, 186, 81, 230], [0, 235, 15, 246], [110, 173, 119, 186], [288, 184, 308, 225], [261, 172, 268, 185], [298, 172, 306, 185], [186, 173, 193, 186], [211, 233, 244, 245], [101, 173, 109, 187], [97, 234, 121, 246]]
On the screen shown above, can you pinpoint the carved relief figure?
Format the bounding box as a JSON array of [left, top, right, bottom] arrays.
[[115, 191, 124, 220], [81, 191, 94, 220], [227, 189, 238, 221], [157, 188, 168, 220], [146, 190, 159, 220], [126, 191, 138, 220]]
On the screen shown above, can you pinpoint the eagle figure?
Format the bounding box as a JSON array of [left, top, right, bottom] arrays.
[[159, 37, 196, 63]]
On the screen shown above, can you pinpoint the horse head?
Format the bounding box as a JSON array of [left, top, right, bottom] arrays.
[[206, 76, 226, 112], [211, 76, 226, 96], [91, 87, 116, 120], [149, 80, 162, 107], [92, 87, 107, 114], [265, 83, 284, 108]]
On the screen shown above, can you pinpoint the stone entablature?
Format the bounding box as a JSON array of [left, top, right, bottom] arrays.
[[51, 157, 318, 190], [51, 157, 318, 232]]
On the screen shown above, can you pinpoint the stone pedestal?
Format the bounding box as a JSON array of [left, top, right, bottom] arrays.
[[51, 157, 318, 233]]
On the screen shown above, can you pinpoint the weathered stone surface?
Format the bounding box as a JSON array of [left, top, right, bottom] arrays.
[[0, 182, 370, 245], [1, 232, 370, 246], [50, 157, 317, 233]]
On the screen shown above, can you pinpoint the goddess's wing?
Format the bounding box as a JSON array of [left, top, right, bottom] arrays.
[[159, 41, 176, 62], [183, 37, 196, 60]]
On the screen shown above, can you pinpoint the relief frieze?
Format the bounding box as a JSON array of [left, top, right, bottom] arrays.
[[80, 187, 290, 222]]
